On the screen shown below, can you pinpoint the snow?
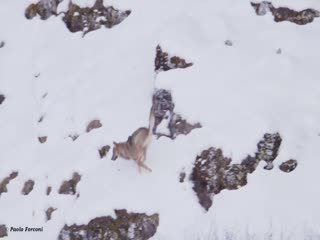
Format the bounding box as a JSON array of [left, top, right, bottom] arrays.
[[0, 0, 320, 239]]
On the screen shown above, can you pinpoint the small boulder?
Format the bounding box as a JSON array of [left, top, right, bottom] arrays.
[[45, 207, 57, 222], [99, 145, 110, 158], [0, 95, 5, 105], [279, 159, 298, 173], [38, 136, 47, 143], [86, 119, 102, 133], [0, 172, 18, 195], [59, 172, 81, 195], [22, 180, 35, 195], [0, 225, 7, 238]]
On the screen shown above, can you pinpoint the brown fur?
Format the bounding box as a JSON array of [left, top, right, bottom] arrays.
[[111, 108, 155, 173]]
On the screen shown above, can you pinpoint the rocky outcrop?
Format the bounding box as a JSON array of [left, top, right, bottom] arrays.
[[25, 0, 63, 20], [0, 172, 18, 196], [191, 133, 282, 211], [155, 45, 193, 72], [58, 172, 81, 195], [251, 1, 320, 25], [62, 0, 131, 36], [99, 145, 110, 158], [22, 179, 35, 195], [58, 209, 159, 240], [86, 119, 102, 133], [279, 159, 298, 173], [152, 89, 201, 139], [0, 41, 4, 49]]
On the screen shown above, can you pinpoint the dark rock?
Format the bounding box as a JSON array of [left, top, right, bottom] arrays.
[[276, 48, 282, 54], [251, 2, 320, 25], [0, 41, 4, 48], [46, 186, 52, 196], [99, 145, 110, 158], [62, 0, 131, 37], [58, 209, 159, 240], [0, 95, 5, 105], [179, 171, 186, 183], [46, 207, 57, 222], [279, 159, 298, 173], [86, 119, 102, 133], [256, 132, 282, 170], [155, 45, 193, 72], [225, 40, 233, 46], [59, 172, 81, 195], [38, 115, 45, 123], [152, 89, 201, 139], [0, 225, 7, 238], [191, 132, 282, 211], [25, 0, 63, 20], [0, 172, 18, 195], [69, 134, 79, 141], [38, 136, 47, 143], [22, 180, 35, 195]]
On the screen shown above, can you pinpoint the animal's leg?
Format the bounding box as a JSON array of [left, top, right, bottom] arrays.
[[140, 162, 152, 172]]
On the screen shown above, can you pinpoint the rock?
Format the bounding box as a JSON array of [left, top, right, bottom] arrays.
[[99, 145, 110, 159], [62, 0, 131, 36], [191, 132, 282, 211], [179, 171, 186, 183], [46, 207, 57, 222], [155, 45, 193, 72], [0, 41, 4, 48], [38, 115, 45, 123], [0, 172, 18, 195], [152, 89, 201, 139], [68, 134, 79, 141], [190, 147, 232, 211], [256, 132, 282, 170], [38, 136, 47, 143], [251, 2, 320, 25], [225, 40, 233, 46], [0, 225, 7, 238], [58, 209, 159, 240], [22, 180, 35, 195], [59, 172, 81, 195], [279, 159, 298, 173], [25, 0, 63, 20], [46, 186, 52, 196], [276, 48, 282, 54], [0, 95, 5, 105], [86, 119, 102, 133]]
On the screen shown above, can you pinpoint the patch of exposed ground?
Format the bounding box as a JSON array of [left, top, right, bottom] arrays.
[[155, 45, 193, 72], [191, 133, 282, 211], [251, 1, 320, 25], [0, 172, 18, 196], [58, 209, 159, 240], [59, 172, 81, 195], [152, 89, 201, 139], [22, 179, 35, 195]]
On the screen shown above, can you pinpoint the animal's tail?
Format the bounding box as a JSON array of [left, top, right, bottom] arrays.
[[148, 106, 155, 135]]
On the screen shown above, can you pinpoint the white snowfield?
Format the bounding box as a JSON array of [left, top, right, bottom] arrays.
[[0, 0, 320, 239]]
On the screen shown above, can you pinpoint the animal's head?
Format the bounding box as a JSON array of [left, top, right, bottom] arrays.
[[111, 142, 119, 160]]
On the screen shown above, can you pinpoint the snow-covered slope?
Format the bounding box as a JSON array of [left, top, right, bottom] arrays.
[[0, 0, 320, 239]]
